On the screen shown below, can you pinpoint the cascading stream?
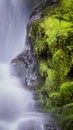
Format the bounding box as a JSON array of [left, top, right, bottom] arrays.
[[0, 63, 46, 130], [0, 64, 35, 120], [0, 0, 58, 130]]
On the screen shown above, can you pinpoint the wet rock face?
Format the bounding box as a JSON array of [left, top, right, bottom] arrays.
[[45, 124, 57, 130], [11, 45, 38, 89], [29, 0, 57, 25]]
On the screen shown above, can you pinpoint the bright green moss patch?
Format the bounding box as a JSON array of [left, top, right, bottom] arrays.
[[60, 82, 73, 105], [52, 49, 71, 75], [52, 49, 72, 86], [62, 103, 73, 115], [49, 92, 61, 107], [49, 82, 73, 108]]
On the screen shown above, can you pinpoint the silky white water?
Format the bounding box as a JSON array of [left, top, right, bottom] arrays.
[[0, 64, 35, 120], [0, 64, 45, 129], [0, 64, 45, 130], [0, 0, 31, 62], [0, 0, 46, 130]]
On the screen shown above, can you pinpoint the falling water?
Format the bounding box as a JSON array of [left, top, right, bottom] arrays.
[[0, 61, 48, 130], [0, 0, 32, 62]]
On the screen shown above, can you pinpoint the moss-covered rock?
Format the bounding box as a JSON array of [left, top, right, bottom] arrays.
[[30, 0, 73, 129]]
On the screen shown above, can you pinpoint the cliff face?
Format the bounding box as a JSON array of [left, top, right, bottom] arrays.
[[29, 0, 73, 129]]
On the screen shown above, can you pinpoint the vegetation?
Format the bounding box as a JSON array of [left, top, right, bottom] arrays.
[[30, 0, 73, 129]]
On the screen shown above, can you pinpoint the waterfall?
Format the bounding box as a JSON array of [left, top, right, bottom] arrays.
[[0, 62, 47, 130], [0, 0, 32, 62]]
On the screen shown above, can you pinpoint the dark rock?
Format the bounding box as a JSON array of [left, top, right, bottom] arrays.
[[29, 0, 57, 26], [45, 124, 57, 130], [11, 45, 38, 90]]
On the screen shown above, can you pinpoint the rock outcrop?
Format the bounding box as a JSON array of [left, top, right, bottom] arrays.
[[11, 0, 56, 89], [11, 46, 38, 89]]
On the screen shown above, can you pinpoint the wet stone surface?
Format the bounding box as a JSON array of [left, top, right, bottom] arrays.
[[11, 45, 38, 89], [45, 124, 57, 130]]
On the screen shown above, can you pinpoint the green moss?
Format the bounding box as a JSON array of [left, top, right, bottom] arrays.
[[61, 114, 73, 130], [61, 104, 73, 130], [61, 103, 73, 129], [60, 82, 73, 105], [43, 0, 73, 22], [49, 82, 73, 107], [49, 92, 61, 107], [49, 81, 73, 108], [52, 49, 72, 87], [39, 60, 48, 77], [62, 103, 73, 115]]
